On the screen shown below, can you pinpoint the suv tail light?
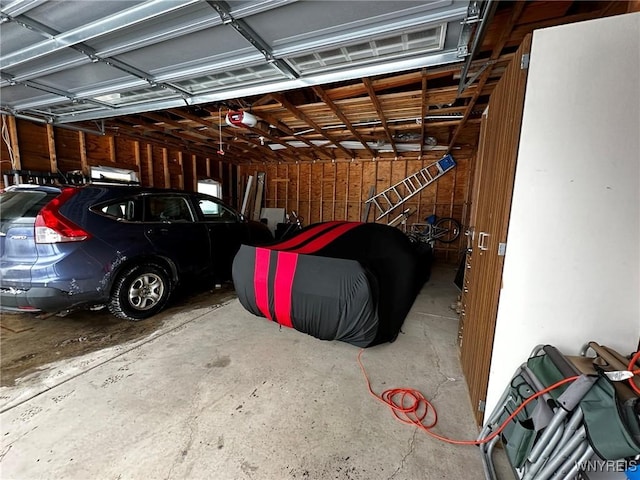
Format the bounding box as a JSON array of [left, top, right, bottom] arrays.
[[35, 188, 91, 243]]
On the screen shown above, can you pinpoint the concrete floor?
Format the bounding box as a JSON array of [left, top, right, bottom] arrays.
[[0, 265, 511, 479]]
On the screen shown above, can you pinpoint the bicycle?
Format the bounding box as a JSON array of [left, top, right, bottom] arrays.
[[406, 214, 461, 245], [276, 210, 304, 240]]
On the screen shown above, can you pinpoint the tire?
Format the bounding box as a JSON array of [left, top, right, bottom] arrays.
[[434, 217, 461, 243], [108, 264, 172, 321]]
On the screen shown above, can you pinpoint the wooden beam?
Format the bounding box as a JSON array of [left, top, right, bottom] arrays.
[[141, 112, 212, 141], [108, 124, 214, 160], [112, 116, 249, 163], [448, 2, 526, 151], [46, 124, 57, 174], [419, 68, 428, 160], [362, 77, 398, 157], [249, 110, 333, 160], [192, 154, 197, 191], [78, 131, 88, 175], [108, 135, 116, 162], [178, 151, 184, 190], [162, 148, 170, 188], [133, 141, 142, 180], [170, 108, 266, 163], [312, 85, 376, 157], [272, 93, 354, 158], [6, 116, 21, 170], [146, 144, 154, 187], [243, 123, 314, 163], [198, 109, 287, 163]]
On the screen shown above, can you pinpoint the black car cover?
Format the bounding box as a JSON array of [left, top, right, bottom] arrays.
[[232, 221, 432, 347]]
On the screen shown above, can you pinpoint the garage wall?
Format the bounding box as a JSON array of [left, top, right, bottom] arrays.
[[238, 144, 476, 263], [485, 13, 640, 417], [2, 118, 480, 263], [0, 117, 234, 203]]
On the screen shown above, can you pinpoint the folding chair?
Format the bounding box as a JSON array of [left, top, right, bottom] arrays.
[[479, 343, 640, 480]]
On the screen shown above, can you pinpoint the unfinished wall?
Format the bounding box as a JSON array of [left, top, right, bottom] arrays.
[[238, 141, 478, 263], [0, 117, 235, 202], [2, 115, 480, 262]]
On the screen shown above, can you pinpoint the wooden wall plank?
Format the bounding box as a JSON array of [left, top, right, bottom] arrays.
[[115, 136, 136, 166], [85, 134, 112, 165], [53, 128, 80, 172], [108, 136, 116, 162], [335, 162, 347, 220], [1, 116, 14, 172], [4, 116, 473, 264], [298, 164, 311, 224], [191, 154, 197, 191], [361, 161, 376, 222], [46, 124, 58, 174], [79, 132, 89, 175], [16, 121, 47, 170], [134, 141, 142, 180], [177, 152, 184, 190], [162, 148, 170, 188]]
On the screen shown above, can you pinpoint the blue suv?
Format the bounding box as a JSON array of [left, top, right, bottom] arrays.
[[0, 184, 272, 320]]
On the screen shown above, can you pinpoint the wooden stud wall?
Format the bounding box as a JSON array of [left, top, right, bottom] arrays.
[[0, 116, 232, 196], [2, 116, 480, 263], [239, 139, 478, 263]]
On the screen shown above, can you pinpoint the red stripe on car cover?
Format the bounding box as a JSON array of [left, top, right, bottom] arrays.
[[254, 248, 272, 320], [270, 221, 345, 251], [290, 222, 363, 254], [273, 251, 298, 328]]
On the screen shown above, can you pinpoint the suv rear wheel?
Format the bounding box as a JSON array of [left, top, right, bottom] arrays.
[[109, 264, 172, 321]]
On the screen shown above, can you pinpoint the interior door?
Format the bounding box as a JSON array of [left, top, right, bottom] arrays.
[[459, 35, 532, 426]]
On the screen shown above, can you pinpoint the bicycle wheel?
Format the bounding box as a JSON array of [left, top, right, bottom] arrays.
[[433, 217, 461, 243]]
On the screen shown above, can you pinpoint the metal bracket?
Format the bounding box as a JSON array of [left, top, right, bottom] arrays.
[[521, 53, 530, 70], [498, 242, 507, 256], [208, 1, 299, 80], [458, 59, 498, 94], [456, 0, 498, 95]]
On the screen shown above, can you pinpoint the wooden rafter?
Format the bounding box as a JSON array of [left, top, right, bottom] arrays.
[[107, 123, 215, 160], [113, 115, 259, 164], [168, 109, 265, 163], [271, 93, 354, 159], [170, 107, 284, 162], [448, 2, 527, 151], [133, 112, 261, 162], [419, 68, 428, 160], [141, 112, 213, 141], [199, 108, 293, 163], [312, 85, 376, 157], [250, 110, 334, 161], [244, 123, 316, 163], [362, 77, 397, 157]]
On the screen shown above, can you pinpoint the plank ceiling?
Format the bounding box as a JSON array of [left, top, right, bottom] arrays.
[[0, 0, 629, 165]]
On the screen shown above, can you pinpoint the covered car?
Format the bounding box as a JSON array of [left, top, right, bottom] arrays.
[[232, 221, 432, 347]]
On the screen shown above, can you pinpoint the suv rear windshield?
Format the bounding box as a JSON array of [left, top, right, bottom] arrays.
[[0, 190, 57, 221]]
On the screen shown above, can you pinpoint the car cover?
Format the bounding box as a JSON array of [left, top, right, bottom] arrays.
[[232, 221, 432, 347]]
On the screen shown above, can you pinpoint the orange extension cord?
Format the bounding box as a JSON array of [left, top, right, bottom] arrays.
[[357, 348, 640, 446]]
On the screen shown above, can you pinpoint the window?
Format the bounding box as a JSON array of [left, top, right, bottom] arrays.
[[146, 196, 194, 222], [197, 179, 222, 198], [0, 190, 54, 220], [99, 199, 138, 221], [197, 198, 236, 222]]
